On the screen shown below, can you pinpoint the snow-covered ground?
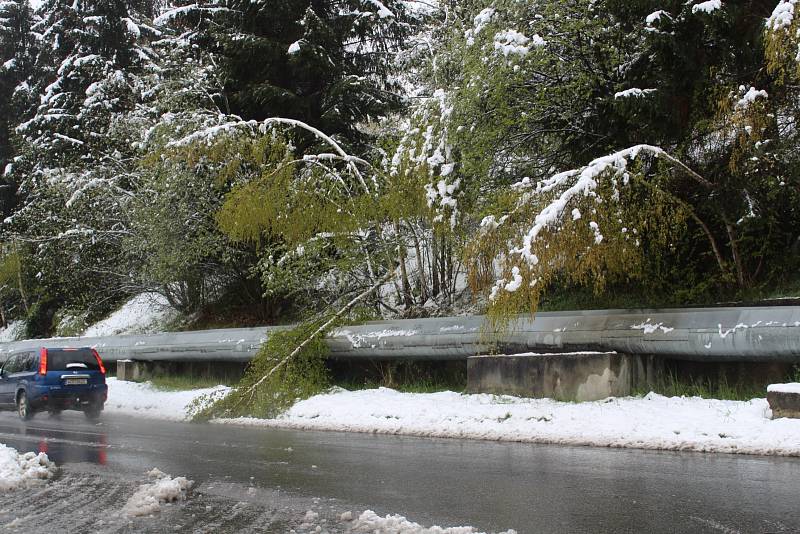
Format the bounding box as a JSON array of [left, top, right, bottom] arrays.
[[104, 378, 229, 420], [105, 380, 800, 457], [82, 293, 178, 337], [0, 443, 57, 491], [0, 320, 25, 342], [342, 510, 516, 534]]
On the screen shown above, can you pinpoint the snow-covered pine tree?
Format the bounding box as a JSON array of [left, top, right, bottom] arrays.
[[156, 0, 410, 150], [122, 4, 271, 317], [0, 0, 36, 211], [7, 0, 160, 316], [0, 0, 37, 323]]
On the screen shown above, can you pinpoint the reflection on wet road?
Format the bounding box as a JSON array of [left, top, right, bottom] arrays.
[[0, 418, 109, 465], [0, 411, 797, 533]]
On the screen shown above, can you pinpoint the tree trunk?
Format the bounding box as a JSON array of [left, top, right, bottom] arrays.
[[724, 219, 747, 288], [431, 234, 440, 297], [238, 270, 396, 405], [14, 242, 28, 313], [395, 221, 413, 308], [409, 223, 429, 304]]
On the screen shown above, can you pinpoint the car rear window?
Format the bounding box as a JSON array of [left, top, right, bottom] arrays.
[[47, 349, 100, 371]]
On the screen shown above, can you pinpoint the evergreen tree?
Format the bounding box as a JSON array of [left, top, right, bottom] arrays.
[[6, 0, 159, 320], [0, 0, 36, 216], [157, 0, 410, 149]]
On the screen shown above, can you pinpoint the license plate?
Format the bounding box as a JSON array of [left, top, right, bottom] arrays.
[[64, 378, 87, 385]]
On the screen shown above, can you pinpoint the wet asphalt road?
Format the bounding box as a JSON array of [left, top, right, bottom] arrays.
[[0, 411, 798, 533]]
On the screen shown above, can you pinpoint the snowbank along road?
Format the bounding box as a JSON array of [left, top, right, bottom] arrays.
[[105, 379, 800, 457]]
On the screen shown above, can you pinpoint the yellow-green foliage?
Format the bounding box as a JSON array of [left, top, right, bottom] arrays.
[[469, 163, 688, 326], [193, 318, 331, 420], [217, 135, 378, 249], [215, 135, 301, 245], [214, 129, 439, 257], [765, 6, 800, 83], [0, 248, 21, 292], [714, 85, 773, 176]]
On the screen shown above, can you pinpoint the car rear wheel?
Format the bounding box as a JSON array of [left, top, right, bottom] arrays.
[[17, 391, 34, 421]]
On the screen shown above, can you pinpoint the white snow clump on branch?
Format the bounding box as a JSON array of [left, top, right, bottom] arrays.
[[153, 4, 230, 26], [735, 86, 768, 110], [492, 29, 544, 57], [766, 0, 798, 31], [510, 145, 663, 267], [465, 7, 495, 46], [645, 10, 669, 26], [692, 0, 722, 14], [614, 88, 656, 99], [365, 0, 395, 19]]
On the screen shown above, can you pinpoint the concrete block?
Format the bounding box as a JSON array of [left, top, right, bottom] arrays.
[[116, 359, 149, 382], [767, 384, 800, 419], [467, 352, 657, 402]]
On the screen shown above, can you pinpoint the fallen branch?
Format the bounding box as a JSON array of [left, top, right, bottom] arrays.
[[238, 269, 396, 404]]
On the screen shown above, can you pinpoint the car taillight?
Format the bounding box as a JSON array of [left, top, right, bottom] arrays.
[[92, 349, 106, 375], [39, 348, 47, 375]]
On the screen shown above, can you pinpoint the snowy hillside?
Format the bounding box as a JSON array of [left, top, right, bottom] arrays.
[[82, 293, 179, 337]]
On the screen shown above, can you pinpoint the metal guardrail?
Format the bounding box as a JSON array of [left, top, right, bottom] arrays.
[[0, 306, 799, 363]]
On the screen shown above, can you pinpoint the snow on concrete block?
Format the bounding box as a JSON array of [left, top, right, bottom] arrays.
[[767, 383, 800, 419]]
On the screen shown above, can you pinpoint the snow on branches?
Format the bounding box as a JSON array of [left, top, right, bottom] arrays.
[[766, 0, 800, 76], [391, 88, 461, 228], [767, 0, 798, 32], [477, 145, 708, 310]]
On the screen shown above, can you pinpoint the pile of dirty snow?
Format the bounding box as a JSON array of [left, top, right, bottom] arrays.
[[122, 468, 193, 517], [0, 443, 57, 491], [105, 378, 230, 421], [83, 293, 178, 337], [346, 510, 517, 534], [217, 388, 800, 457]]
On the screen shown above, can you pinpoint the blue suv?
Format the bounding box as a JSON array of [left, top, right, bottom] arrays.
[[0, 347, 108, 420]]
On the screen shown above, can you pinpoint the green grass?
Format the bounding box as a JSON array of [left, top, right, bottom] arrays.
[[336, 377, 464, 394], [331, 360, 467, 394], [635, 371, 766, 401], [147, 374, 230, 391]]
